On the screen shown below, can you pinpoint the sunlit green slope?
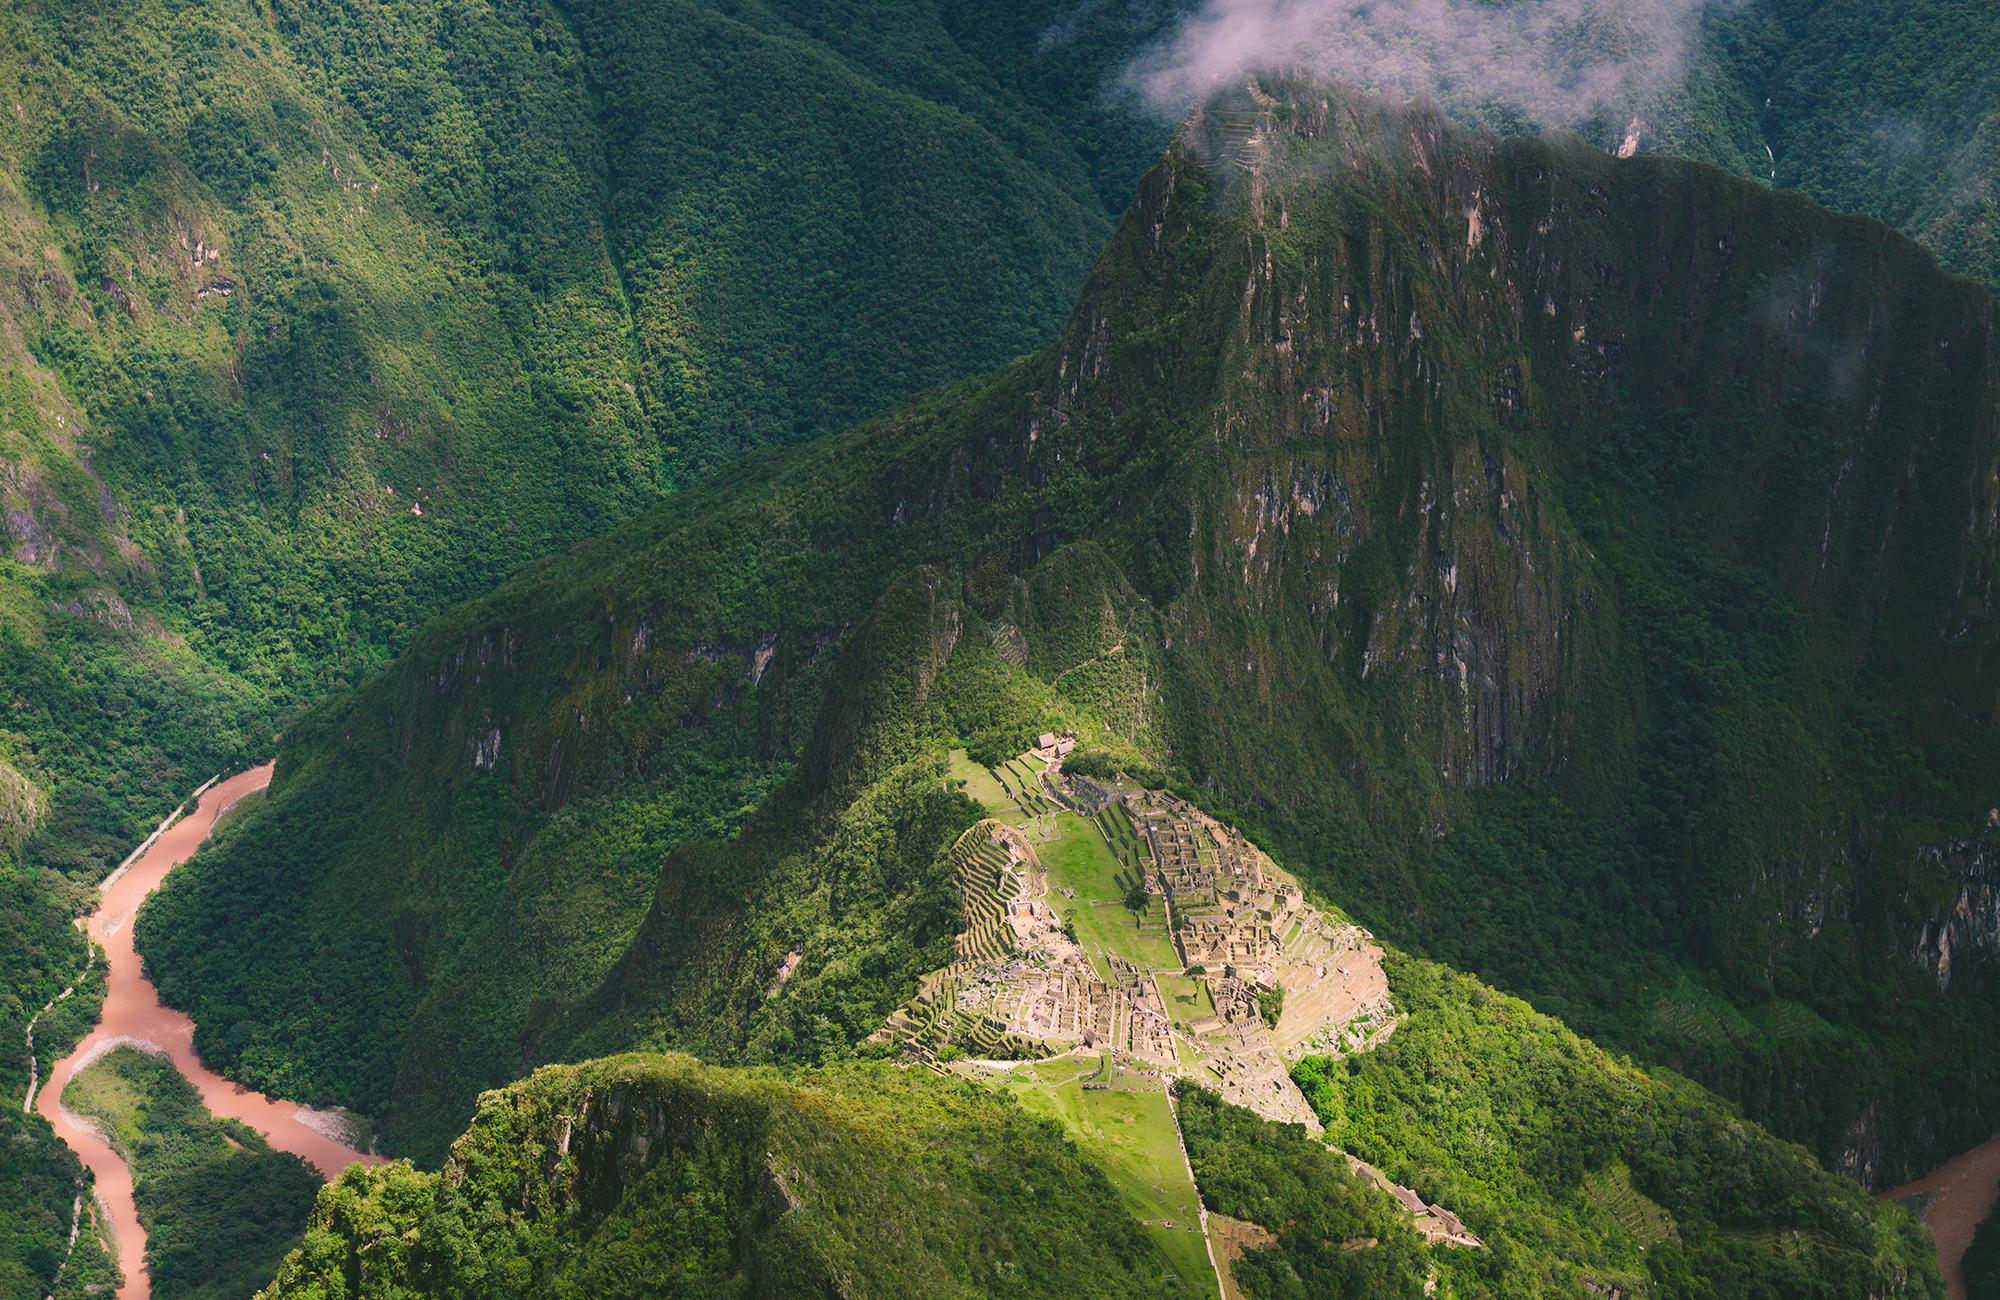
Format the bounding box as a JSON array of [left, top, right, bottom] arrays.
[[0, 3, 1179, 1288], [261, 1054, 1202, 1300]]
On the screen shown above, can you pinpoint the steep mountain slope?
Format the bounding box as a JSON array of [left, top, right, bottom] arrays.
[[0, 0, 1183, 1081], [0, 6, 1173, 1278], [1227, 963, 1942, 1300], [258, 1053, 1206, 1299], [138, 75, 2000, 1200], [0, 0, 1153, 701]]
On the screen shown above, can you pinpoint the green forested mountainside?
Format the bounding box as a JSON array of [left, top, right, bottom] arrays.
[[0, 0, 1157, 702], [1704, 0, 2000, 297], [1174, 1083, 1432, 1298], [0, 0, 1179, 1130], [256, 1048, 1937, 1300], [62, 1046, 320, 1300], [1294, 958, 1940, 1299], [138, 73, 2000, 1210], [0, 1104, 118, 1300], [0, 0, 1180, 917], [0, 0, 1985, 1289], [0, 0, 1173, 1261], [259, 1054, 1188, 1299], [1969, 1205, 2000, 1300]]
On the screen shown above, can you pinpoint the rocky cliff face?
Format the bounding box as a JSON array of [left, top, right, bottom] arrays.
[[1012, 77, 1996, 827], [1912, 833, 2000, 992]]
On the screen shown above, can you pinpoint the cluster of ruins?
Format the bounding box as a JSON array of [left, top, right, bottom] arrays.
[[883, 767, 1395, 1129], [877, 749, 1482, 1255]]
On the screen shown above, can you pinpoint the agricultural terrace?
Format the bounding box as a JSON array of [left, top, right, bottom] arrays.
[[901, 747, 1483, 1283], [950, 749, 1064, 836]]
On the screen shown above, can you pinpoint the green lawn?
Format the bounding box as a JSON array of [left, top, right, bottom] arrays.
[[1044, 814, 1183, 971], [1046, 812, 1125, 897], [62, 1050, 153, 1152], [994, 1059, 1219, 1299], [949, 749, 1030, 825], [1154, 975, 1214, 1024], [1024, 1055, 1098, 1089], [1040, 816, 1176, 968]]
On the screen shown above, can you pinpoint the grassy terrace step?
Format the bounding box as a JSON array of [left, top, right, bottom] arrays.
[[1712, 1228, 1868, 1261], [961, 926, 1013, 963], [963, 908, 1003, 936], [1581, 1164, 1679, 1248]]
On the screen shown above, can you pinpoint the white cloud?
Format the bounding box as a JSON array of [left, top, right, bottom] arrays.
[[1127, 0, 1718, 131]]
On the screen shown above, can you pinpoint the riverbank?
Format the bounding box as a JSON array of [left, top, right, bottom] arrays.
[[33, 765, 385, 1300], [1882, 1131, 2000, 1300]]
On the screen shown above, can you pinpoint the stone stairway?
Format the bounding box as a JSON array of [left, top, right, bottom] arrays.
[[1197, 110, 1268, 171]]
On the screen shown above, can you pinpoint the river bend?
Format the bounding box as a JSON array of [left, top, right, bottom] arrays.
[[33, 765, 384, 1300]]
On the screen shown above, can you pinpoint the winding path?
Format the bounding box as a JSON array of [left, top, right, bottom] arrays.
[[33, 765, 385, 1300], [1881, 1132, 2000, 1300]]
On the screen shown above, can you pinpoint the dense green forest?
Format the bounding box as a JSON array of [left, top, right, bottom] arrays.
[[61, 1046, 323, 1300], [1707, 0, 2000, 297], [0, 0, 1192, 989], [0, 0, 1993, 1290], [0, 1104, 119, 1299], [1174, 1083, 1432, 1298], [1293, 957, 1940, 1298], [0, 0, 1186, 1286], [1969, 1205, 2000, 1300]]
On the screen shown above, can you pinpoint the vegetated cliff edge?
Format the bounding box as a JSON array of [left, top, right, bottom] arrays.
[[256, 1053, 1200, 1299], [139, 76, 2000, 1190]]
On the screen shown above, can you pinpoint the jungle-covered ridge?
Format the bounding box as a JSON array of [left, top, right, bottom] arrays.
[[129, 56, 2000, 1237], [0, 0, 1185, 1284], [0, 0, 1989, 1292]]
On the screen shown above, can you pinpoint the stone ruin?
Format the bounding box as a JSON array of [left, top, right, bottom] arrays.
[[884, 771, 1396, 1130]]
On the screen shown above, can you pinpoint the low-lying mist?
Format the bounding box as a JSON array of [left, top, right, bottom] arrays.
[[1126, 0, 1725, 134]]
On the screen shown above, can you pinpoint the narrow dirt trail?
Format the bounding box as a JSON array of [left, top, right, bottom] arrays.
[[34, 764, 386, 1300], [1880, 1131, 2000, 1300]]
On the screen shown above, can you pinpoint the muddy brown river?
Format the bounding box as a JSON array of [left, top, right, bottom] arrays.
[[33, 765, 385, 1300], [1882, 1131, 2000, 1300]]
